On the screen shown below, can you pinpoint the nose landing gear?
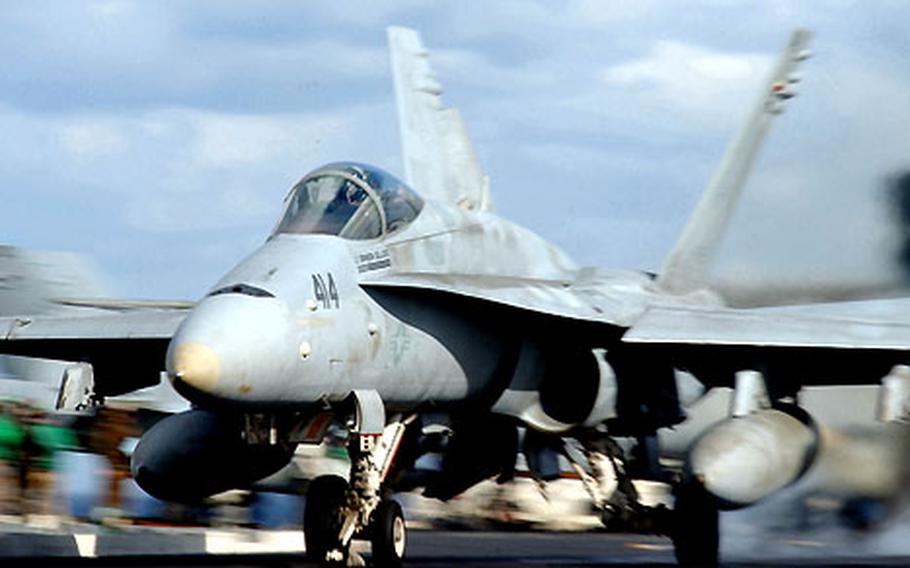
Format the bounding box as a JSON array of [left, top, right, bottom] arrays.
[[305, 409, 412, 567]]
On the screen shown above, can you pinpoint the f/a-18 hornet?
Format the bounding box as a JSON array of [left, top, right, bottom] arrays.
[[3, 27, 910, 566]]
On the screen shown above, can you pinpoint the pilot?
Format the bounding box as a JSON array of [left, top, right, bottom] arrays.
[[315, 180, 368, 235]]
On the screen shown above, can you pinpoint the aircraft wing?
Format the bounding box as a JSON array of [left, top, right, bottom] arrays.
[[360, 269, 655, 328], [624, 305, 910, 387], [387, 26, 493, 212], [0, 309, 186, 398], [0, 245, 191, 408], [0, 245, 109, 316], [50, 298, 195, 311], [367, 268, 910, 388]]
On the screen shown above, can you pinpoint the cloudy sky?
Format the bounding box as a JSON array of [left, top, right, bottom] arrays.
[[2, 1, 910, 300]]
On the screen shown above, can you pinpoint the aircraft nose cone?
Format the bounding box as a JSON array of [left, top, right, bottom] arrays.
[[165, 292, 297, 403], [167, 341, 220, 393]]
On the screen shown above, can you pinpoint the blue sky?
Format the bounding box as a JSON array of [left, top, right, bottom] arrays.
[[2, 1, 910, 300]]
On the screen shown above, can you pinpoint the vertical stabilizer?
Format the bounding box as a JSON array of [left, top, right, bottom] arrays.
[[657, 30, 813, 295], [387, 26, 493, 211]]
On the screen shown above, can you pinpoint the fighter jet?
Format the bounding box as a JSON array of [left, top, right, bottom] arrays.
[[1, 27, 909, 566]]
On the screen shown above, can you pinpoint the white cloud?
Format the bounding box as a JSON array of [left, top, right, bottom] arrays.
[[0, 102, 374, 237], [601, 40, 772, 121], [120, 108, 361, 231], [191, 114, 296, 167], [564, 0, 657, 25], [58, 121, 128, 159], [432, 48, 554, 91], [123, 183, 276, 233], [85, 0, 135, 20], [0, 106, 58, 173]]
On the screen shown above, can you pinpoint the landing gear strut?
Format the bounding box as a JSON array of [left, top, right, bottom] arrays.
[[568, 437, 670, 534]]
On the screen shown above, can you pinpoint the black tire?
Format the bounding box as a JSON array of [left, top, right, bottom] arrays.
[[370, 499, 406, 568], [672, 479, 719, 566], [304, 475, 349, 566]]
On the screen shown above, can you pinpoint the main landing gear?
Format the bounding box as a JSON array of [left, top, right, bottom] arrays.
[[670, 478, 719, 566], [567, 436, 719, 566], [568, 437, 670, 534], [305, 395, 412, 567]]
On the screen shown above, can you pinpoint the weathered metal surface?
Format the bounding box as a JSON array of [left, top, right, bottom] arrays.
[[0, 310, 186, 341], [388, 26, 492, 212], [624, 305, 910, 350]]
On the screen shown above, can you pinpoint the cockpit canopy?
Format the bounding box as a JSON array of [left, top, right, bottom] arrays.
[[273, 162, 424, 240]]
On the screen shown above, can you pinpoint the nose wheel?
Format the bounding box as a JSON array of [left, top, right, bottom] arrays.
[[371, 499, 406, 568]]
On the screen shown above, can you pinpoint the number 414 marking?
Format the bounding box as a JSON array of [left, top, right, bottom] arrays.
[[312, 273, 340, 309]]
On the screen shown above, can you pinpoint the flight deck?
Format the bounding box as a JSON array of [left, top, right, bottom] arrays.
[[3, 519, 910, 567]]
